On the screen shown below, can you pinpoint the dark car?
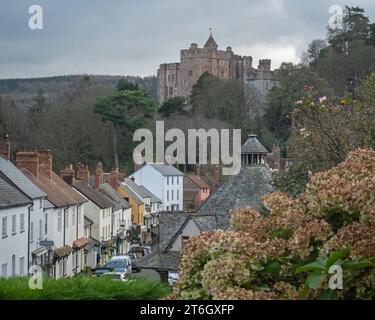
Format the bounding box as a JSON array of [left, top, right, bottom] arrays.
[[128, 253, 141, 273], [94, 260, 130, 277]]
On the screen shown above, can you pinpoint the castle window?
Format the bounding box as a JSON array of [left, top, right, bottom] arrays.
[[188, 71, 193, 76], [169, 87, 174, 97]]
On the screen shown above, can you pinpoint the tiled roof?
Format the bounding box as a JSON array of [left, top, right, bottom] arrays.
[[73, 181, 114, 209], [0, 173, 32, 209], [97, 183, 131, 211], [241, 134, 269, 154], [138, 251, 180, 272], [199, 166, 273, 229], [138, 185, 162, 203], [0, 157, 46, 200], [53, 245, 72, 258], [119, 183, 144, 205], [186, 175, 210, 189], [158, 213, 191, 252], [22, 169, 86, 208], [124, 178, 150, 198], [147, 163, 184, 177], [192, 215, 218, 232], [73, 237, 89, 249]]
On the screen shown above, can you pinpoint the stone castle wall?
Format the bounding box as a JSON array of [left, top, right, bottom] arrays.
[[157, 35, 277, 104]]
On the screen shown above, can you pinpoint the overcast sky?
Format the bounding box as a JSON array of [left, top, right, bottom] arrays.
[[0, 0, 374, 78]]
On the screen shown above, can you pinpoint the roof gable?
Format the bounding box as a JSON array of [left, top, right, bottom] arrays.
[[0, 173, 32, 209], [73, 181, 113, 209], [0, 157, 46, 199], [21, 169, 86, 208]]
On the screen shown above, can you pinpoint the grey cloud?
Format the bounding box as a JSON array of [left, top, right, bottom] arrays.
[[0, 0, 374, 78]]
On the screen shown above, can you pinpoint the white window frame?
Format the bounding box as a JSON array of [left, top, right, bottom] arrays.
[[12, 215, 16, 235], [2, 216, 7, 238]]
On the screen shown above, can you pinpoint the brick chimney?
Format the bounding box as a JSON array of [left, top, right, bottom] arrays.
[[60, 165, 75, 186], [16, 151, 39, 178], [110, 168, 119, 190], [76, 164, 90, 183], [38, 150, 53, 179], [0, 141, 10, 160], [195, 164, 201, 177], [213, 165, 221, 188], [94, 162, 104, 189]]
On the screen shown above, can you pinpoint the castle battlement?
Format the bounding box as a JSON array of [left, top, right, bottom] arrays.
[[157, 33, 277, 104]]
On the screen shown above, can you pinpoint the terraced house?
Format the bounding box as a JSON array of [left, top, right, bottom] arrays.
[[0, 152, 47, 277], [16, 151, 88, 278]]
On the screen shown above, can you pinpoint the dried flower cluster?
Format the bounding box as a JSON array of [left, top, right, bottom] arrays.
[[171, 149, 375, 300]]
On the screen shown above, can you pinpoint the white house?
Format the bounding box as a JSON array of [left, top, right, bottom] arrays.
[[0, 155, 47, 275], [129, 163, 184, 212], [0, 174, 33, 278], [73, 179, 114, 266], [17, 151, 88, 279], [97, 183, 132, 255]]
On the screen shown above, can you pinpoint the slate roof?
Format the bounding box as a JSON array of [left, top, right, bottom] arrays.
[[198, 166, 273, 229], [73, 181, 113, 209], [192, 215, 218, 233], [138, 251, 180, 272], [21, 169, 86, 208], [186, 175, 210, 189], [138, 185, 162, 203], [241, 134, 269, 154], [97, 183, 131, 211], [0, 173, 32, 209], [157, 212, 219, 252], [0, 156, 46, 200], [123, 178, 150, 198], [147, 163, 184, 177], [158, 213, 191, 252], [119, 183, 144, 205]]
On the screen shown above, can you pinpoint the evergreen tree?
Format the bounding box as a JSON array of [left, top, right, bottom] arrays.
[[94, 81, 157, 168]]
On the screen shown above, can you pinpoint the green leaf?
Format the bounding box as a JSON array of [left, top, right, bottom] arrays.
[[307, 270, 324, 289], [299, 282, 310, 299], [266, 261, 281, 278], [295, 260, 326, 274], [342, 260, 374, 270], [325, 248, 350, 270], [318, 288, 333, 300]]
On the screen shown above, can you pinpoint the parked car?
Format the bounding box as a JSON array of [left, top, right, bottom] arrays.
[[94, 259, 131, 277], [128, 246, 151, 258], [110, 255, 132, 273], [128, 253, 142, 273], [100, 271, 128, 282]]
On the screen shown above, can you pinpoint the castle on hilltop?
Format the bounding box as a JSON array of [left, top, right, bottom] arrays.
[[157, 32, 278, 104]]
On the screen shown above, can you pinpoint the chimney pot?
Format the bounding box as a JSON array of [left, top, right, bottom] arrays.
[[38, 150, 53, 179], [16, 151, 39, 178], [94, 162, 104, 188]]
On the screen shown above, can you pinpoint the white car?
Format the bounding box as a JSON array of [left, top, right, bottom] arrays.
[[101, 271, 128, 282], [110, 255, 132, 273]]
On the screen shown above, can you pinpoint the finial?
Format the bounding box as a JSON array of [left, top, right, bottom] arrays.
[[209, 27, 212, 36]]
